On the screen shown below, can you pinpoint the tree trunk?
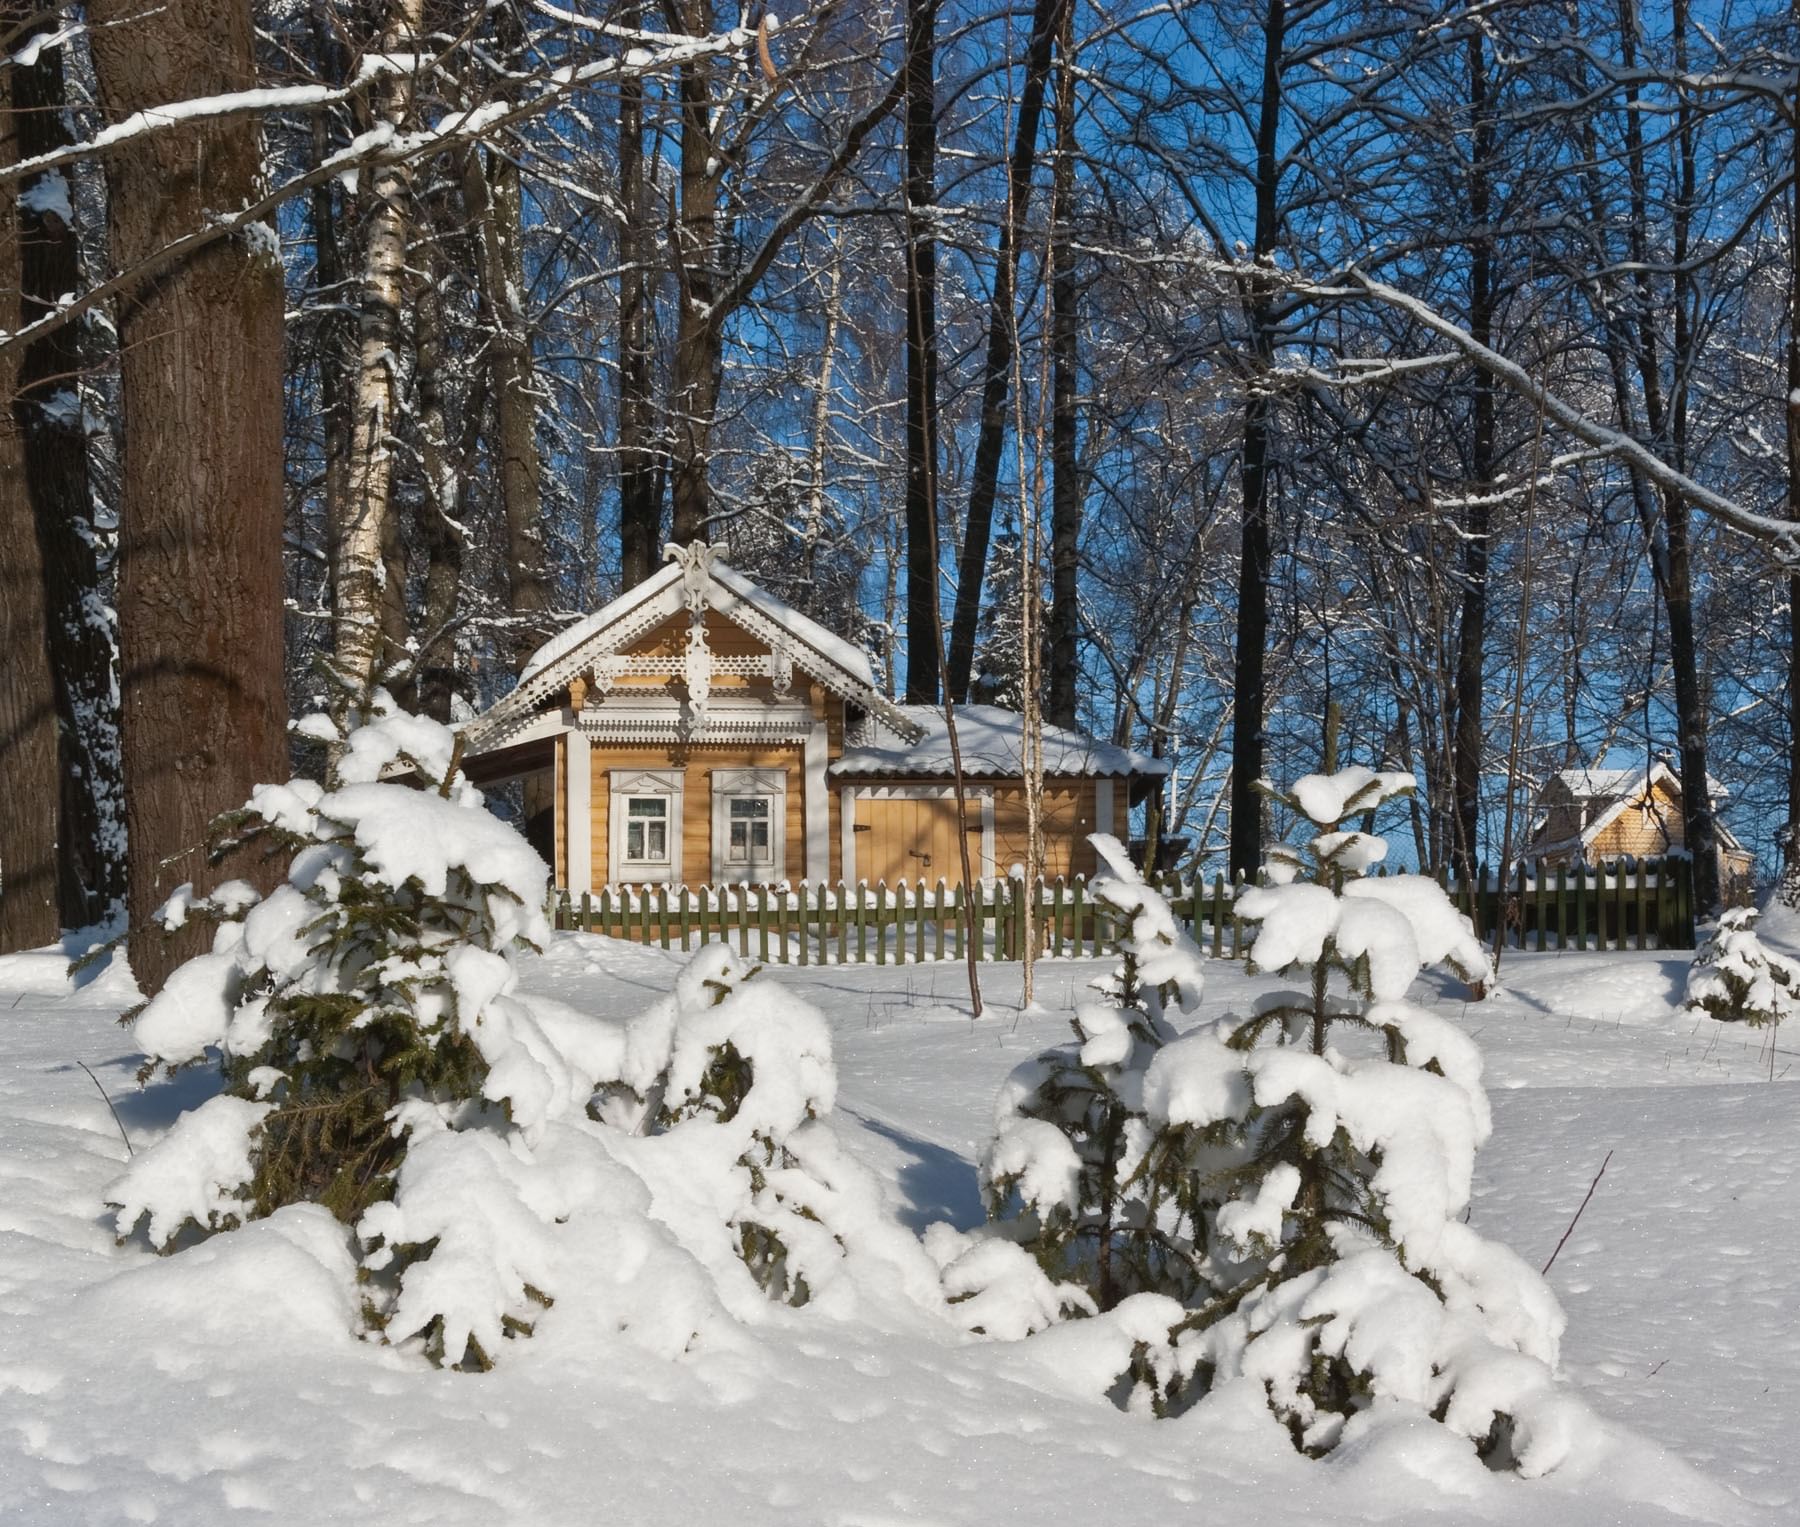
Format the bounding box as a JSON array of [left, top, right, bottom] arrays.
[[618, 0, 661, 589], [89, 0, 288, 992], [1663, 0, 1719, 914], [1045, 7, 1081, 730], [336, 0, 425, 702], [1450, 28, 1495, 887], [1788, 58, 1800, 875], [668, 0, 723, 548], [944, 0, 1067, 703], [413, 242, 468, 724], [463, 144, 551, 667], [0, 56, 61, 951], [1227, 0, 1285, 881], [8, 10, 123, 927], [904, 0, 943, 704]]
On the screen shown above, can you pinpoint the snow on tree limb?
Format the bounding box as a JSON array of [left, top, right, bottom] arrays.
[[0, 20, 767, 360], [1319, 271, 1800, 564]]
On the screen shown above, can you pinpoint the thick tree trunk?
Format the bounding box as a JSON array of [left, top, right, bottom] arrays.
[[944, 0, 1066, 703], [8, 11, 123, 927], [0, 60, 61, 951], [903, 0, 943, 704], [89, 0, 288, 992], [336, 0, 425, 701], [618, 2, 661, 590], [1227, 0, 1285, 881], [1045, 9, 1081, 731]]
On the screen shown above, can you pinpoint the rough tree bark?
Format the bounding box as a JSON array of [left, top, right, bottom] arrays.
[[944, 0, 1066, 703], [7, 8, 123, 928], [89, 0, 289, 992], [903, 0, 942, 704], [0, 57, 61, 952]]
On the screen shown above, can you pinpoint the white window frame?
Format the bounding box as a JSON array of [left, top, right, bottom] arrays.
[[609, 768, 684, 884], [711, 768, 787, 884]]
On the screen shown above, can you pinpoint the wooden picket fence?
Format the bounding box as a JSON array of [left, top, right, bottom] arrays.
[[549, 853, 1696, 965]]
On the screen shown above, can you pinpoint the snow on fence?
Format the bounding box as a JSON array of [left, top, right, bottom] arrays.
[[548, 854, 1696, 965]]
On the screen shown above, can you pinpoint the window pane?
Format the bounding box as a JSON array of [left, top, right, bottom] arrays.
[[629, 798, 665, 820], [647, 820, 666, 858], [627, 821, 643, 858]]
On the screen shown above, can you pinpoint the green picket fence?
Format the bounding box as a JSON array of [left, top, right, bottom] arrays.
[[1432, 854, 1695, 953], [549, 854, 1695, 966]]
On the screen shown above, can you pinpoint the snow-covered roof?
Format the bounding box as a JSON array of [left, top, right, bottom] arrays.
[[1553, 762, 1729, 804], [832, 705, 1169, 780], [466, 545, 919, 752], [518, 558, 878, 691]]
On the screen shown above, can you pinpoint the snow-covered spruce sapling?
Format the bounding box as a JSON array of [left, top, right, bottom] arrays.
[[965, 835, 1208, 1319], [1682, 907, 1800, 1027], [1121, 768, 1578, 1470], [107, 694, 581, 1368], [592, 943, 857, 1309]]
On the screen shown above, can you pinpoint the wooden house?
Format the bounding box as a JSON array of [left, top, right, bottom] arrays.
[[1527, 762, 1756, 901], [457, 543, 1168, 893]]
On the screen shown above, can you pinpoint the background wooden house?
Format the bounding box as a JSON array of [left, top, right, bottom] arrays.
[[458, 544, 1168, 893], [1527, 762, 1757, 903]]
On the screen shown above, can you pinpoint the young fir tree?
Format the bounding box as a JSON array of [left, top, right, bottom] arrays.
[[969, 525, 1027, 710], [108, 693, 572, 1368], [974, 835, 1208, 1311], [1682, 907, 1800, 1027], [1123, 768, 1576, 1469], [592, 942, 868, 1310]]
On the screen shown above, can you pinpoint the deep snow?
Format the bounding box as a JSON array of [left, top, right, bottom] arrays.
[[1, 934, 1795, 1525]]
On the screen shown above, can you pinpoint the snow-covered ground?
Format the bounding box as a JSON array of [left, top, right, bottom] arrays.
[[2, 933, 1795, 1525]]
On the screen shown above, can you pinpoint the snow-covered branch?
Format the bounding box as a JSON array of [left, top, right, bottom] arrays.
[[0, 22, 763, 360]]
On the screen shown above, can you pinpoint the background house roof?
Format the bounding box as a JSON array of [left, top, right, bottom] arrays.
[[832, 705, 1169, 779]]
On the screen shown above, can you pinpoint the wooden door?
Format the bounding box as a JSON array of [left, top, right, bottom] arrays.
[[855, 792, 972, 886]]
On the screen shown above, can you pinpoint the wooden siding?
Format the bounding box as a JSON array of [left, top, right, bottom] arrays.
[[1587, 779, 1683, 859], [847, 776, 1101, 888], [552, 734, 567, 887], [588, 744, 807, 884], [993, 779, 1099, 878]]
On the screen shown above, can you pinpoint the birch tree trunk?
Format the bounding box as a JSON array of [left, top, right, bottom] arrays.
[[336, 0, 425, 702], [88, 0, 288, 992]]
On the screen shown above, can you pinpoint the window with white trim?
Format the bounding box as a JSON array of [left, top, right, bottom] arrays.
[[711, 768, 786, 882], [623, 795, 671, 866], [608, 769, 684, 884]]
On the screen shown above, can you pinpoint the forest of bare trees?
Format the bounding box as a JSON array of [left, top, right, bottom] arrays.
[[5, 0, 1800, 986]]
